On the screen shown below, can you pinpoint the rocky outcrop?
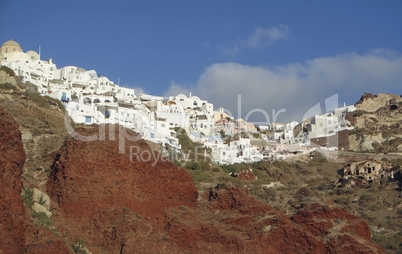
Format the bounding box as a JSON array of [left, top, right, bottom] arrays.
[[0, 70, 19, 90], [32, 188, 51, 210], [237, 168, 256, 181], [356, 93, 401, 113], [0, 107, 27, 253], [292, 203, 383, 253], [347, 93, 402, 153], [47, 125, 198, 219], [46, 125, 199, 252], [349, 132, 383, 151]]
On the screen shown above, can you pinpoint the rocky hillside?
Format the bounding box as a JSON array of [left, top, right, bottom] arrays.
[[347, 93, 402, 153], [0, 118, 385, 253], [44, 125, 383, 253], [0, 72, 392, 253]]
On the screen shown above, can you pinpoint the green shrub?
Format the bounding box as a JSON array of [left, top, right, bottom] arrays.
[[186, 162, 200, 171], [308, 156, 328, 166], [251, 160, 271, 171], [188, 169, 214, 183], [31, 128, 43, 136], [72, 236, 87, 254], [0, 82, 17, 90], [259, 188, 277, 201], [334, 197, 350, 205], [369, 205, 380, 211], [32, 212, 53, 228], [28, 92, 66, 113], [22, 188, 34, 208], [299, 167, 313, 175], [352, 110, 367, 117], [372, 232, 402, 251]]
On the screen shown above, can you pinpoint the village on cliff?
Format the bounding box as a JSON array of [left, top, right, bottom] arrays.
[[0, 39, 358, 164]]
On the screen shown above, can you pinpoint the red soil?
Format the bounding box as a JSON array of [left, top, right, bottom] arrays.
[[237, 169, 256, 181]]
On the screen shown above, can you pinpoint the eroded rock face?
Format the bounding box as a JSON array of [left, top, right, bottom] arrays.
[[47, 125, 198, 219], [205, 185, 384, 254], [45, 125, 384, 253], [205, 184, 270, 214], [0, 107, 27, 253], [292, 203, 383, 253], [46, 125, 199, 252]]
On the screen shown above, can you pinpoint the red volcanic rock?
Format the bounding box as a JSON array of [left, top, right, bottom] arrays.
[[47, 125, 198, 218], [0, 108, 27, 253], [46, 125, 199, 252], [205, 184, 270, 214], [296, 187, 310, 196], [292, 203, 383, 253], [24, 227, 72, 254], [237, 169, 256, 181]]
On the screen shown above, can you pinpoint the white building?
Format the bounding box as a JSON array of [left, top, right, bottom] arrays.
[[169, 93, 214, 115], [1, 39, 270, 165], [209, 138, 263, 165]]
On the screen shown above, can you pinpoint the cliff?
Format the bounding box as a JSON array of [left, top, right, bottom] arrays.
[[0, 108, 27, 253]]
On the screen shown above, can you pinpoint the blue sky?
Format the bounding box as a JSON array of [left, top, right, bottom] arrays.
[[1, 0, 401, 122]]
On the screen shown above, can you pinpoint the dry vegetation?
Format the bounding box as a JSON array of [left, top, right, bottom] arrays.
[[173, 131, 402, 253]]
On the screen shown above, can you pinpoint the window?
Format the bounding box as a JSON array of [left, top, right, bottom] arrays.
[[85, 116, 91, 123], [193, 101, 197, 106], [161, 123, 165, 128]]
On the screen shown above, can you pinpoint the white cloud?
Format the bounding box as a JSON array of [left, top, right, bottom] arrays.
[[132, 86, 146, 96], [246, 25, 290, 48], [221, 24, 290, 58], [166, 49, 402, 123], [163, 81, 194, 98]]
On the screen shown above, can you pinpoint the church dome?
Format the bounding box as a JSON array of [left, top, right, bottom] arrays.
[[2, 39, 21, 49]]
